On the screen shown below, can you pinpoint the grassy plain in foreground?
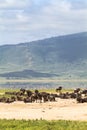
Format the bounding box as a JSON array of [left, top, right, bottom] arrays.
[[0, 119, 87, 130]]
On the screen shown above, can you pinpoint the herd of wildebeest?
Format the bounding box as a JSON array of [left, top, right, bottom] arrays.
[[0, 86, 87, 103]]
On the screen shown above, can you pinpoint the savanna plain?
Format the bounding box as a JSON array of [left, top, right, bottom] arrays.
[[0, 86, 87, 130]]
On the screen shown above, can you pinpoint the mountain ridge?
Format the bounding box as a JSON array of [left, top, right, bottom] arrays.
[[0, 32, 87, 78]]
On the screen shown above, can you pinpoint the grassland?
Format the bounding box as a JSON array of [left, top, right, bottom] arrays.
[[0, 119, 87, 130], [0, 87, 74, 95], [0, 88, 87, 130]]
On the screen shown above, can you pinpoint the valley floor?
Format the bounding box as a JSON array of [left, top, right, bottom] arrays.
[[0, 99, 87, 121]]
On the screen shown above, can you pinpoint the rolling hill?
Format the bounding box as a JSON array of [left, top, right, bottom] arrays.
[[0, 32, 87, 79]]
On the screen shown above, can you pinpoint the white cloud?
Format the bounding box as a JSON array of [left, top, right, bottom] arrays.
[[0, 0, 87, 45], [0, 0, 31, 8], [16, 13, 30, 23]]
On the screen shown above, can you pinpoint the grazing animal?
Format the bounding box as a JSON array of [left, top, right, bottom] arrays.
[[24, 97, 32, 103], [48, 94, 56, 101], [81, 89, 87, 95], [5, 98, 15, 103], [74, 88, 80, 93], [77, 97, 87, 103], [20, 88, 26, 95], [16, 96, 24, 101], [56, 86, 62, 94], [2, 87, 87, 104], [26, 90, 33, 97]]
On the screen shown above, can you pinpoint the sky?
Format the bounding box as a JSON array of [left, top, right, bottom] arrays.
[[0, 0, 87, 45]]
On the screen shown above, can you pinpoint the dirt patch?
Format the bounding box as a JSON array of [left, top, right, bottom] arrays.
[[0, 99, 87, 121]]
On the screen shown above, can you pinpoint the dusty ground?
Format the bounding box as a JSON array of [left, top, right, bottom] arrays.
[[0, 99, 87, 121]]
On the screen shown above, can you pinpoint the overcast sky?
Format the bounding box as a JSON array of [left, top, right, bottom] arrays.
[[0, 0, 87, 45]]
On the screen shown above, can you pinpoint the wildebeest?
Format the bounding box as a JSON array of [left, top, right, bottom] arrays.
[[77, 97, 87, 103], [1, 87, 87, 104], [74, 88, 80, 93], [56, 86, 62, 94], [26, 90, 33, 97], [24, 96, 32, 103], [81, 89, 87, 95]]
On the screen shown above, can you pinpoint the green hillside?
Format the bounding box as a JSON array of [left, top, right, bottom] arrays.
[[0, 32, 87, 79]]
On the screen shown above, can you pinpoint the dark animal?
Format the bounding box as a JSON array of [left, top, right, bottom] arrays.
[[24, 97, 32, 103], [56, 86, 62, 94], [74, 88, 80, 93], [77, 97, 87, 103], [26, 90, 33, 97], [20, 88, 26, 95], [81, 89, 87, 95]]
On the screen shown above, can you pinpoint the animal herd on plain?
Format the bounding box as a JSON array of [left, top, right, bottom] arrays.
[[0, 86, 87, 104]]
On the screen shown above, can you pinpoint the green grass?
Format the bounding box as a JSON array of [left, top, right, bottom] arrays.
[[0, 88, 73, 93], [0, 119, 87, 130], [0, 88, 19, 94]]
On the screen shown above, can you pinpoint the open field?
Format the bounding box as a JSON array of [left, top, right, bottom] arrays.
[[0, 87, 87, 130], [0, 99, 87, 121], [0, 119, 87, 130]]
